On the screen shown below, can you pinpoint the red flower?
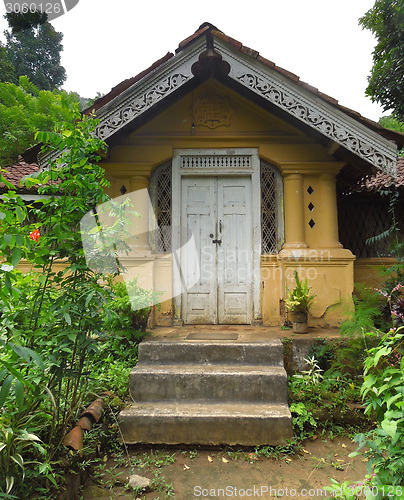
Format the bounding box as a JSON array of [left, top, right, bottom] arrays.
[[29, 229, 40, 242]]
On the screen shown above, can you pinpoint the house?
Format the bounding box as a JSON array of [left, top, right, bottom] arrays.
[[4, 22, 404, 328], [5, 22, 404, 446]]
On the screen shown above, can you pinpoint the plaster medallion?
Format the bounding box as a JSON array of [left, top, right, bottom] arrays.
[[191, 96, 235, 129]]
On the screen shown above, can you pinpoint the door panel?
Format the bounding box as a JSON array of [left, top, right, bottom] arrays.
[[218, 177, 252, 324], [181, 176, 252, 324], [181, 178, 217, 324]]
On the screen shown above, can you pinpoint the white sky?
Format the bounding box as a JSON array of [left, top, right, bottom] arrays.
[[0, 0, 387, 122]]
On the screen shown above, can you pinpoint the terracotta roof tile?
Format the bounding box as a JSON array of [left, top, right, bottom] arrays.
[[84, 52, 174, 115], [211, 30, 242, 51], [317, 91, 339, 106], [240, 45, 259, 58], [273, 65, 300, 82], [355, 157, 404, 192], [257, 54, 275, 69], [0, 162, 39, 191], [177, 24, 211, 51], [298, 81, 319, 95]]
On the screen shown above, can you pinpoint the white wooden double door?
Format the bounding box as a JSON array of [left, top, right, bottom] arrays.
[[181, 176, 253, 324]]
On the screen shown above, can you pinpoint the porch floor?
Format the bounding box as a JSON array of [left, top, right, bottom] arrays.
[[144, 324, 341, 342]]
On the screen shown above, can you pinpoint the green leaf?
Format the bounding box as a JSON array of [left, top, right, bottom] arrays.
[[6, 475, 14, 494], [11, 247, 21, 267], [4, 273, 12, 296], [15, 207, 24, 224], [0, 375, 13, 409], [3, 234, 12, 247], [10, 454, 24, 469], [14, 380, 24, 412], [387, 393, 402, 409], [374, 346, 391, 367], [64, 312, 71, 325], [85, 291, 95, 307], [381, 419, 397, 438]]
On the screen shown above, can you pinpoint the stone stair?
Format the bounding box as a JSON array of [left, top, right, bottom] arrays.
[[119, 339, 293, 446]]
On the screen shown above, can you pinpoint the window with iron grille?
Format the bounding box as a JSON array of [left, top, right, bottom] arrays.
[[149, 161, 172, 252], [261, 160, 284, 254], [338, 191, 404, 258]]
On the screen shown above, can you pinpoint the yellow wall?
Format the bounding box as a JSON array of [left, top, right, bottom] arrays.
[[100, 79, 355, 327]]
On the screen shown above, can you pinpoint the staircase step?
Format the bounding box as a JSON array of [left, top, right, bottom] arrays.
[[138, 340, 284, 365], [119, 402, 293, 446], [130, 364, 287, 403]]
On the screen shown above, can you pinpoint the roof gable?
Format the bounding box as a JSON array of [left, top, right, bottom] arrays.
[[88, 23, 401, 175]]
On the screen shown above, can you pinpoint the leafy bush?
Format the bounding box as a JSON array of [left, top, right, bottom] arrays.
[[0, 98, 152, 497], [353, 328, 404, 488]]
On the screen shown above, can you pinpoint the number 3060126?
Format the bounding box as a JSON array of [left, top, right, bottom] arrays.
[[5, 3, 63, 14]]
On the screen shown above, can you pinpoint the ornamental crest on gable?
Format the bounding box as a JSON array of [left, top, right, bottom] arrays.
[[191, 96, 235, 129]]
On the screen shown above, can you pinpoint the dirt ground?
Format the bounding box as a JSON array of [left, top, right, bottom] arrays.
[[81, 435, 369, 500]]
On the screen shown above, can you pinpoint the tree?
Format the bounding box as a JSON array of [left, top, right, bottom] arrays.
[[4, 12, 66, 91], [0, 42, 16, 84], [0, 76, 80, 166], [360, 0, 404, 121]]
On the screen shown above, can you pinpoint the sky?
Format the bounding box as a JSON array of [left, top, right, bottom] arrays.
[[0, 0, 387, 122]]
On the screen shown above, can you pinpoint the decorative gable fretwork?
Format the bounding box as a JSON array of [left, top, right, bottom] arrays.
[[90, 35, 397, 176], [213, 39, 397, 176], [94, 39, 206, 141]]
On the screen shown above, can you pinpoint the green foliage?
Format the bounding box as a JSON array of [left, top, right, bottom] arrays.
[[4, 13, 66, 91], [340, 285, 383, 337], [360, 0, 404, 121], [0, 98, 146, 497], [285, 270, 316, 314], [350, 328, 404, 491], [293, 356, 323, 386], [105, 276, 161, 341], [289, 402, 317, 439], [0, 77, 81, 166]]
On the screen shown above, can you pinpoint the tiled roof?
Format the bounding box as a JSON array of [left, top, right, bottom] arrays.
[[83, 22, 404, 148], [0, 162, 39, 192], [84, 52, 174, 115]]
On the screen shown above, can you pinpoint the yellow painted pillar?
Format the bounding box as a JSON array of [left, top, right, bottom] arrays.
[[104, 176, 117, 199], [129, 176, 151, 252], [283, 173, 309, 249], [318, 173, 342, 248]]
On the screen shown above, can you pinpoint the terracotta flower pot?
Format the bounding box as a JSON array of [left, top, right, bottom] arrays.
[[290, 311, 309, 334]]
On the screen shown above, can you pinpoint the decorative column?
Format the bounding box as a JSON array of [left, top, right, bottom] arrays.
[[129, 176, 151, 253], [282, 173, 309, 249], [318, 173, 342, 248]]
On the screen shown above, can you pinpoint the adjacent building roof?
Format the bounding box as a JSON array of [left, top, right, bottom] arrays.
[[354, 157, 404, 193], [0, 161, 39, 193]]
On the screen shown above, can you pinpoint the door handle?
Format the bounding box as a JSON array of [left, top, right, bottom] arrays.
[[212, 239, 222, 245]]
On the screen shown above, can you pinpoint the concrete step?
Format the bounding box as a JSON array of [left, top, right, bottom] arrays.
[[119, 402, 293, 446], [129, 364, 288, 403], [138, 340, 284, 366]]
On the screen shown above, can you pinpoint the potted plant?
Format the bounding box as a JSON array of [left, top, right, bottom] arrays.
[[285, 270, 316, 333]]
